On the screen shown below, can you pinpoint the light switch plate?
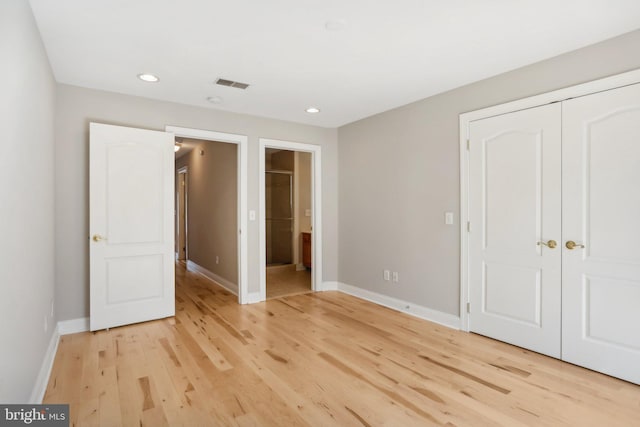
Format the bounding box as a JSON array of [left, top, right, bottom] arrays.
[[445, 212, 454, 225]]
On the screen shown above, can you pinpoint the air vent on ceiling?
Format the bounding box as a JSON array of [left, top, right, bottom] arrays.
[[216, 78, 250, 90]]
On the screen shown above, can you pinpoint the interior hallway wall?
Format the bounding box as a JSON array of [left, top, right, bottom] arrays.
[[176, 139, 238, 286], [0, 0, 57, 402]]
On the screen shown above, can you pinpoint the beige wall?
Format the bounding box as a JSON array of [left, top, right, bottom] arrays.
[[338, 29, 640, 316], [55, 85, 338, 321], [0, 0, 57, 402], [176, 139, 238, 285]]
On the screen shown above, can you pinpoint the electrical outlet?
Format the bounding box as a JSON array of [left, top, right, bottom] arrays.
[[392, 272, 399, 282], [216, 256, 220, 264], [383, 270, 390, 281]]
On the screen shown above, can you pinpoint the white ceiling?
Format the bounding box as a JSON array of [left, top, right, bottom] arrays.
[[29, 0, 640, 128]]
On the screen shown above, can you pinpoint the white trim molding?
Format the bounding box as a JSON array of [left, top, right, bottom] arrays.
[[246, 292, 262, 304], [321, 281, 340, 291], [187, 260, 238, 295], [459, 68, 640, 331], [259, 138, 323, 301], [29, 327, 60, 403], [333, 282, 460, 330], [30, 316, 91, 403], [58, 317, 90, 335], [165, 126, 249, 304]]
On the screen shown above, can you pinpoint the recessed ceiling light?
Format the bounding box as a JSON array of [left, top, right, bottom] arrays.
[[207, 96, 224, 104], [306, 107, 321, 114], [325, 19, 347, 31], [137, 73, 159, 82]]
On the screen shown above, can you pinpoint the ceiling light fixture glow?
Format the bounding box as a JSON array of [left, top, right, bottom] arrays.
[[174, 143, 182, 152], [325, 19, 347, 31], [137, 73, 159, 82], [207, 96, 224, 104], [306, 107, 321, 114]]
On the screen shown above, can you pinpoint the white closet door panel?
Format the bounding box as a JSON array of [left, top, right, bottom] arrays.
[[469, 103, 562, 358], [562, 83, 640, 384]]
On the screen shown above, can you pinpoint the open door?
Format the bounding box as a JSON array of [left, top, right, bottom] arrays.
[[90, 123, 175, 331]]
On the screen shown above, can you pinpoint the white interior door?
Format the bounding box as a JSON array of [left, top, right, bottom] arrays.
[[468, 104, 562, 358], [90, 123, 175, 331], [562, 83, 640, 384]]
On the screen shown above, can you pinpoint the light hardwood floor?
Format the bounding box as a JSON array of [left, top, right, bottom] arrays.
[[266, 264, 311, 299], [44, 263, 640, 426]]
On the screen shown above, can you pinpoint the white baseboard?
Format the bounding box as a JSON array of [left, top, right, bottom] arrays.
[[29, 326, 60, 403], [246, 292, 262, 304], [321, 281, 339, 291], [58, 317, 90, 335], [187, 260, 238, 295], [334, 282, 461, 330], [30, 316, 91, 403]]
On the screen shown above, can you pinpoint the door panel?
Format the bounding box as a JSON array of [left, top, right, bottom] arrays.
[[107, 144, 164, 244], [562, 83, 640, 384], [90, 123, 175, 331], [483, 263, 541, 326], [469, 103, 561, 358]]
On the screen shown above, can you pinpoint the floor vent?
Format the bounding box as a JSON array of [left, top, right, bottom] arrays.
[[216, 78, 250, 89]]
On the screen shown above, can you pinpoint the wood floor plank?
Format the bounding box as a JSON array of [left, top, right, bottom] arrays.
[[43, 262, 640, 426]]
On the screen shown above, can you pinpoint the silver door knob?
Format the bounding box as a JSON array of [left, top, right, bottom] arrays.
[[565, 240, 585, 250]]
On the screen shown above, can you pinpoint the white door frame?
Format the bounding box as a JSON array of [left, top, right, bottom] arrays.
[[459, 68, 640, 331], [259, 138, 322, 302], [166, 126, 249, 304]]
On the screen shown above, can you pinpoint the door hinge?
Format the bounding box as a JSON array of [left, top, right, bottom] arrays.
[[467, 221, 470, 232], [466, 139, 470, 150], [467, 302, 470, 313]]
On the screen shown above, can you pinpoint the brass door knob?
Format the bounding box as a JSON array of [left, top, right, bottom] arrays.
[[537, 240, 557, 249], [92, 234, 106, 242], [565, 240, 585, 250]]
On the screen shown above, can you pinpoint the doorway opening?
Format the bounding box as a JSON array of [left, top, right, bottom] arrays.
[[176, 166, 188, 261], [259, 139, 322, 301], [174, 137, 239, 295], [167, 126, 248, 304], [265, 149, 312, 298]]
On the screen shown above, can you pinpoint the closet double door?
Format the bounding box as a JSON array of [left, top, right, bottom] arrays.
[[468, 83, 640, 384]]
